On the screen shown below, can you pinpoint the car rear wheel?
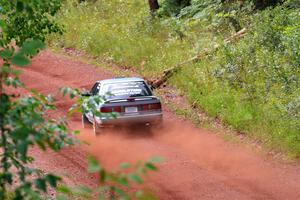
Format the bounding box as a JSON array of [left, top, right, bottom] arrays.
[[82, 114, 90, 128]]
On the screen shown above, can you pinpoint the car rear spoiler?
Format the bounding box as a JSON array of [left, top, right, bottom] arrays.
[[105, 96, 158, 103]]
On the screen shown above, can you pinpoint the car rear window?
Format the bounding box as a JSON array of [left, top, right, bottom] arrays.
[[101, 81, 152, 99]]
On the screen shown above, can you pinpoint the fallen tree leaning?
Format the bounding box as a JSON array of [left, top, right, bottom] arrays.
[[148, 28, 247, 89]]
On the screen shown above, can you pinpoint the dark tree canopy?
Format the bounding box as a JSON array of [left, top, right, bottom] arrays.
[[253, 0, 285, 9], [160, 0, 191, 16], [148, 0, 160, 13]]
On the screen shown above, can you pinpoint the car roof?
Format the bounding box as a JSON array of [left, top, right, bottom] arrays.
[[98, 77, 145, 84]]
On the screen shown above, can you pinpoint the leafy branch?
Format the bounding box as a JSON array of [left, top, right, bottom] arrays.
[[57, 157, 162, 200]]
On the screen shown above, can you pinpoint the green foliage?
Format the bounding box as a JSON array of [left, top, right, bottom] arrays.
[[210, 6, 300, 154], [61, 87, 119, 119], [0, 1, 72, 199], [171, 3, 300, 156], [0, 0, 63, 46], [178, 0, 254, 33], [159, 0, 191, 16], [0, 41, 75, 199], [57, 157, 161, 200]]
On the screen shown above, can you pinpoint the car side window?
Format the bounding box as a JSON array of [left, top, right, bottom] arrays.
[[90, 83, 100, 95]]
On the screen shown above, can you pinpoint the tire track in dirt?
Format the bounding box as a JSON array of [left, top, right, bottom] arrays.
[[20, 51, 300, 200]]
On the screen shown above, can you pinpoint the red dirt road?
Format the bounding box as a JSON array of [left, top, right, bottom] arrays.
[[20, 51, 300, 200]]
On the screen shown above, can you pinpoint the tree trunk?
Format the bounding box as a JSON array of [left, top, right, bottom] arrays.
[[148, 0, 159, 14]]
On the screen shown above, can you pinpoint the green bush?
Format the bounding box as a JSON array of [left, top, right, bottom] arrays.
[[172, 5, 300, 155], [159, 0, 191, 16]]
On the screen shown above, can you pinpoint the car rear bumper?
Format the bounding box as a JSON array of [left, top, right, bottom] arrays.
[[95, 112, 163, 126]]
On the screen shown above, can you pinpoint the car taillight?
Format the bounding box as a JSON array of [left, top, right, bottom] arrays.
[[150, 103, 162, 110], [100, 107, 112, 113], [100, 106, 121, 113], [142, 104, 149, 110], [142, 103, 161, 110]]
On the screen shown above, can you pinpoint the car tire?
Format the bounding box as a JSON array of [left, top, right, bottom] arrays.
[[82, 114, 90, 129], [93, 121, 101, 135]]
